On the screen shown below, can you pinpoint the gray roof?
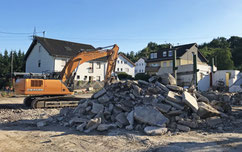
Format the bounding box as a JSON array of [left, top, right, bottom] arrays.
[[25, 36, 95, 60]]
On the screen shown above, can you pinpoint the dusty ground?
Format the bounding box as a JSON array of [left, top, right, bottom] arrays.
[[0, 96, 242, 152]]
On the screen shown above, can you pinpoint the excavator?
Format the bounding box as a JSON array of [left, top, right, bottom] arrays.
[[15, 44, 119, 108]]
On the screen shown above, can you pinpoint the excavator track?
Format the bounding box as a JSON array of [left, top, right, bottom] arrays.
[[24, 96, 81, 109]]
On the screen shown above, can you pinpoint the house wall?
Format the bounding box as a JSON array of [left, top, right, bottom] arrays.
[[75, 61, 106, 81], [115, 55, 135, 77], [54, 57, 69, 72], [135, 58, 146, 75], [26, 42, 54, 73]]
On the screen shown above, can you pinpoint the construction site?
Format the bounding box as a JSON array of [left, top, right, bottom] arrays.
[[1, 1, 242, 152]]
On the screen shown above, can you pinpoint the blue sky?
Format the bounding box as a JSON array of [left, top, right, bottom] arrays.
[[0, 0, 242, 54]]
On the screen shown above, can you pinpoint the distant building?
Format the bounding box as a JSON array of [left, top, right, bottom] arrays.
[[146, 43, 213, 86], [25, 37, 134, 81], [115, 53, 135, 77], [135, 58, 146, 75]]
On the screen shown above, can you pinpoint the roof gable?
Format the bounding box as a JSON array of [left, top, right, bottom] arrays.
[[118, 53, 135, 66], [25, 36, 95, 60]]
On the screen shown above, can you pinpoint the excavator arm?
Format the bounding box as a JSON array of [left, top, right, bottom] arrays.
[[60, 44, 119, 87]]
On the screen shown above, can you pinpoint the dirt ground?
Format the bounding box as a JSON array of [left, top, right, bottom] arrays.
[[0, 96, 242, 152]]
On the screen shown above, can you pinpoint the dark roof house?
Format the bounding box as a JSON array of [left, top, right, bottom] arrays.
[[25, 36, 95, 60]]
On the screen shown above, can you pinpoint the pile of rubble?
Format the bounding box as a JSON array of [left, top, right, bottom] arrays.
[[54, 74, 233, 135]]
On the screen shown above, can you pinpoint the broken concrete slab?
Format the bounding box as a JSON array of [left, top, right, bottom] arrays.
[[182, 91, 199, 112], [197, 102, 221, 119], [177, 124, 190, 132], [167, 85, 183, 92], [132, 84, 142, 97], [98, 94, 110, 103], [206, 116, 222, 127], [97, 124, 117, 131], [76, 122, 87, 132], [144, 126, 168, 135], [159, 73, 176, 85], [85, 118, 102, 133], [155, 81, 169, 92], [138, 80, 149, 86], [154, 103, 172, 113], [197, 96, 210, 103], [37, 121, 47, 127], [91, 103, 104, 114], [164, 99, 184, 110], [93, 88, 106, 99], [166, 91, 182, 103], [115, 113, 129, 125], [134, 106, 169, 127]]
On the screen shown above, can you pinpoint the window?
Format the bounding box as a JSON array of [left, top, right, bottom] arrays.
[[163, 62, 167, 67], [117, 60, 119, 64], [121, 61, 123, 64], [38, 60, 41, 67], [96, 76, 101, 81], [84, 76, 87, 81], [96, 62, 101, 69], [77, 75, 80, 79], [121, 68, 123, 71], [168, 50, 173, 57], [135, 70, 137, 73], [150, 53, 157, 59], [117, 68, 119, 71], [124, 61, 127, 64], [170, 61, 173, 67], [141, 63, 143, 66], [139, 69, 141, 72], [88, 62, 94, 73], [163, 51, 167, 57], [151, 63, 159, 67]]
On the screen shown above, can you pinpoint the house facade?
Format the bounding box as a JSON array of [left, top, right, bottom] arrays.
[[25, 36, 134, 81], [135, 58, 146, 75], [115, 53, 135, 77], [146, 43, 213, 86]]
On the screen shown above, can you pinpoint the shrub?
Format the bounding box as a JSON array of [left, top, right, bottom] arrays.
[[117, 72, 133, 80], [135, 73, 150, 81]]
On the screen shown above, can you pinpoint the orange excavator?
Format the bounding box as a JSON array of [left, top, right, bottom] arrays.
[[15, 44, 119, 108]]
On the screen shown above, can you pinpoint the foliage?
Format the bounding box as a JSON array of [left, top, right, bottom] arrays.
[[117, 72, 133, 80], [134, 73, 150, 81], [0, 50, 25, 89]]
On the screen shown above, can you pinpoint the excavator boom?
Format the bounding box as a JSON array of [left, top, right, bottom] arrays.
[[15, 44, 119, 108]]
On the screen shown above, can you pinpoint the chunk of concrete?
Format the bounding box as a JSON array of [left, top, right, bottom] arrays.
[[197, 96, 210, 103], [155, 103, 172, 113], [167, 85, 183, 92], [155, 81, 169, 92], [138, 80, 149, 85], [76, 122, 87, 132], [206, 116, 222, 127], [37, 121, 47, 127], [132, 84, 141, 97], [97, 124, 117, 131], [182, 91, 199, 112], [91, 103, 104, 114], [177, 124, 190, 132], [159, 73, 176, 85], [197, 102, 221, 119], [98, 94, 110, 103], [144, 126, 168, 135], [85, 118, 102, 132], [115, 113, 129, 125], [166, 91, 182, 103], [134, 106, 169, 127], [164, 99, 184, 110], [93, 88, 106, 99]]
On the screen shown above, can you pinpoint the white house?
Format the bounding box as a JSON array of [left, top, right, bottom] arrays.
[[135, 58, 146, 75], [115, 53, 135, 77], [25, 36, 135, 81]]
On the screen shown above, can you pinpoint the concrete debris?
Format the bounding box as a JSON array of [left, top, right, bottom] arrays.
[[197, 102, 221, 118], [182, 91, 199, 112], [37, 120, 47, 127], [134, 106, 169, 127], [53, 79, 234, 135], [177, 124, 190, 132], [144, 126, 168, 135]]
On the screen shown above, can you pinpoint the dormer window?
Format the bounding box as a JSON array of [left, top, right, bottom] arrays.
[[168, 50, 173, 57], [150, 53, 157, 59], [163, 51, 167, 57]]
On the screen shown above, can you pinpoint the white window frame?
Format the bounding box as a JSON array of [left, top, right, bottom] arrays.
[[163, 51, 167, 57], [168, 50, 173, 57]]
